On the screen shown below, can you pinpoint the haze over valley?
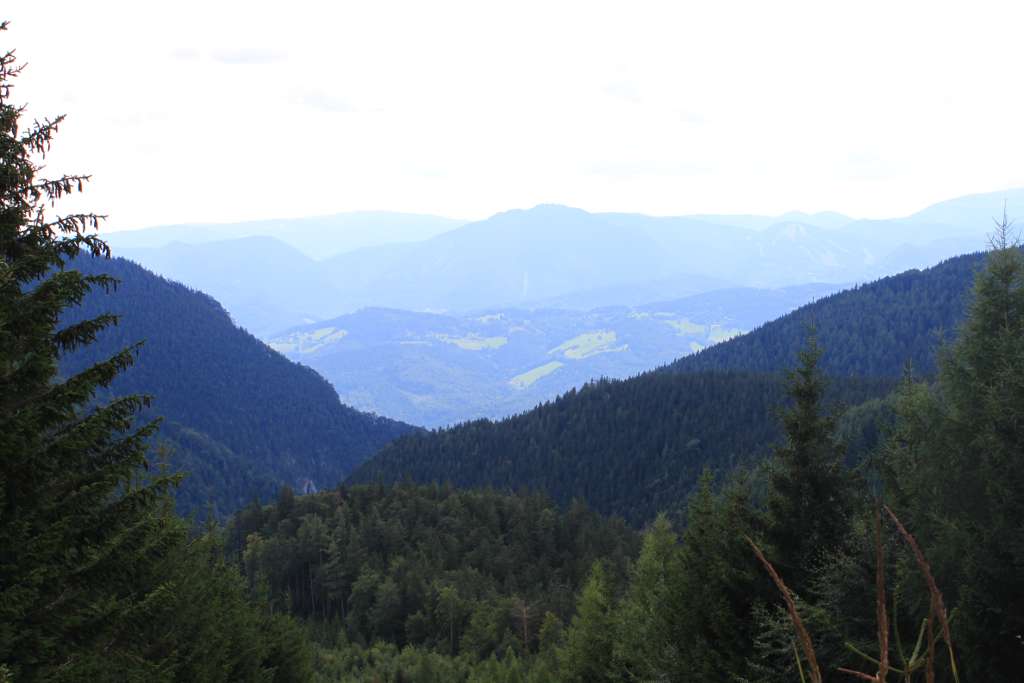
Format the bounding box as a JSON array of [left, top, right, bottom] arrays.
[[100, 187, 1016, 426]]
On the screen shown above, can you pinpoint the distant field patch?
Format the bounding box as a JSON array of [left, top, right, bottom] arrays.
[[665, 319, 705, 335], [509, 361, 563, 388], [267, 326, 347, 354], [549, 332, 623, 359], [690, 341, 705, 353], [476, 314, 504, 323], [707, 328, 745, 343], [436, 334, 508, 351]]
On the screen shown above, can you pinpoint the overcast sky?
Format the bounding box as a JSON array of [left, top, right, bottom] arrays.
[[6, 1, 1024, 231]]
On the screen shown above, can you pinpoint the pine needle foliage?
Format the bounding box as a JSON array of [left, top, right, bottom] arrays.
[[0, 26, 311, 681], [766, 313, 863, 588], [0, 25, 183, 679], [879, 215, 1024, 678]]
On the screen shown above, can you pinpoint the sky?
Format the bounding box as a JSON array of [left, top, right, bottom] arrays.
[[5, 0, 1024, 232]]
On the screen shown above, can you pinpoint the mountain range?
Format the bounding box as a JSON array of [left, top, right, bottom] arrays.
[[107, 210, 981, 337], [88, 188, 1021, 428]]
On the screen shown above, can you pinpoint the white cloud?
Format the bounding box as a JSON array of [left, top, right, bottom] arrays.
[[578, 159, 720, 177], [601, 71, 641, 104], [830, 145, 909, 182], [6, 0, 1024, 227], [212, 48, 286, 65], [288, 86, 354, 113], [668, 108, 709, 124], [172, 47, 200, 60]]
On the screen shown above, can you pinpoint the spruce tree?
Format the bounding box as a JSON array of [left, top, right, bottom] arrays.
[[0, 24, 184, 680], [880, 217, 1024, 678], [766, 313, 861, 588], [0, 27, 312, 681]]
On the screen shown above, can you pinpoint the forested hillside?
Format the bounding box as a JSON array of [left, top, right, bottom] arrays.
[[667, 250, 988, 376], [228, 480, 639, 671], [347, 370, 893, 527], [60, 255, 417, 515]]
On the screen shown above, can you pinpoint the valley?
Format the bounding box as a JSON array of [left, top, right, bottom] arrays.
[[9, 10, 1024, 680]]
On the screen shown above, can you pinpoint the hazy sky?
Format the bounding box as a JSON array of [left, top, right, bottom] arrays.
[[6, 1, 1024, 231]]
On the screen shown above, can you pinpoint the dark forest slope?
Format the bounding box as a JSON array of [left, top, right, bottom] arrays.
[[347, 371, 893, 527], [666, 250, 988, 376], [60, 256, 417, 515]]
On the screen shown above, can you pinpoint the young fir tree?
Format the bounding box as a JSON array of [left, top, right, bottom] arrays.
[[880, 217, 1024, 678], [613, 471, 771, 682], [765, 313, 861, 590], [556, 563, 619, 683]]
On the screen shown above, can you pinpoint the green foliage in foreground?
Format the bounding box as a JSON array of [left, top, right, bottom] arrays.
[[0, 35, 309, 681], [228, 480, 640, 668], [878, 222, 1024, 679]]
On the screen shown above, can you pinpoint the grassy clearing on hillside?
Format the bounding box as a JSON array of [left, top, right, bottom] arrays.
[[268, 326, 348, 353], [665, 318, 706, 335], [707, 327, 745, 343], [436, 334, 508, 350], [510, 361, 563, 388], [548, 331, 623, 359]]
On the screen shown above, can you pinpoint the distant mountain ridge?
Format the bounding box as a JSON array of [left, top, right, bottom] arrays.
[[106, 194, 1007, 335], [101, 210, 469, 259]]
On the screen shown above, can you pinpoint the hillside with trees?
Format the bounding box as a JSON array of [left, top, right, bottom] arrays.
[[59, 254, 417, 516], [250, 229, 1024, 682], [347, 370, 894, 528], [667, 249, 989, 377]]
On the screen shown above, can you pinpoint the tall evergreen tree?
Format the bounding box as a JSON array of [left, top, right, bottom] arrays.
[[766, 313, 862, 590], [0, 25, 179, 679], [556, 563, 619, 683], [0, 27, 311, 681], [880, 217, 1024, 678]]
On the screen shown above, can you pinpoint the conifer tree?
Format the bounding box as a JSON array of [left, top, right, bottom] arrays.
[[880, 216, 1024, 678], [766, 313, 861, 588], [556, 563, 618, 683], [0, 26, 311, 681], [0, 24, 182, 679]]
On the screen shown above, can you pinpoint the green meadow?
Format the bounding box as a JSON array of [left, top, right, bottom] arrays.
[[509, 361, 564, 388]]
